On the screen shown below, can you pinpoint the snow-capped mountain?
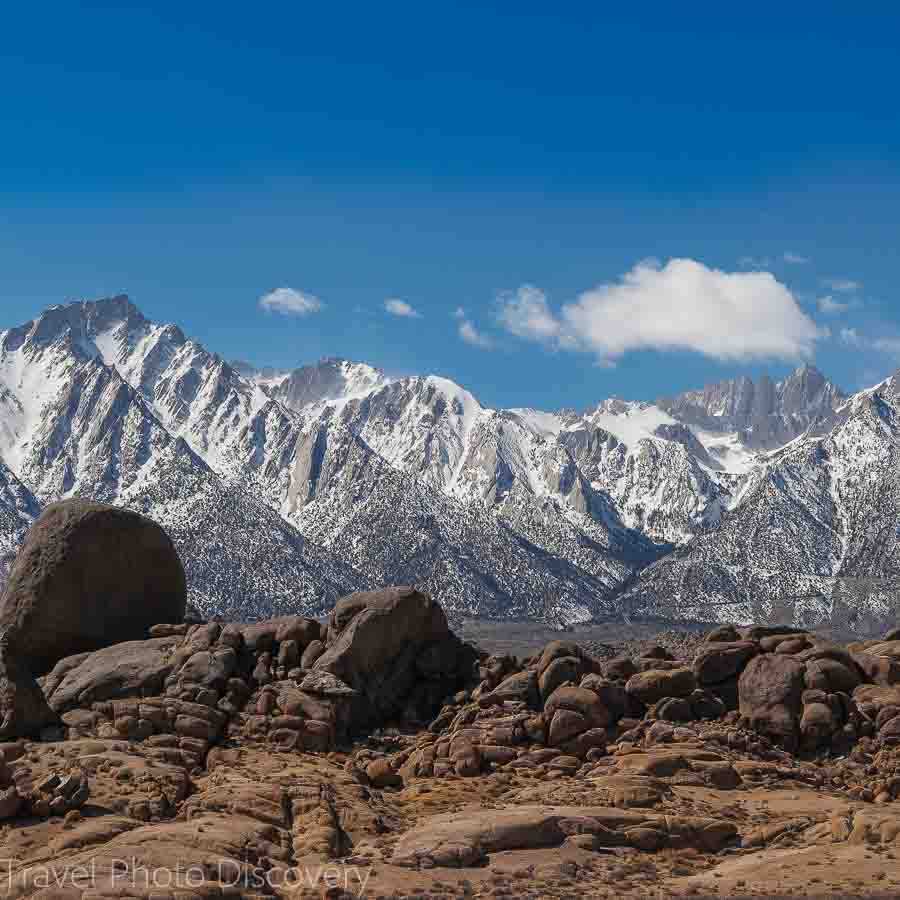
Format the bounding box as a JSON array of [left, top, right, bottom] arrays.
[[0, 295, 894, 631], [622, 377, 900, 632], [657, 365, 846, 449]]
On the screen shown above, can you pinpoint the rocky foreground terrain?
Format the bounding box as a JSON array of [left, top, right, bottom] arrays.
[[6, 504, 900, 896]]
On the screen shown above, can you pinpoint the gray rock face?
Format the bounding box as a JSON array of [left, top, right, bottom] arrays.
[[657, 365, 844, 450], [0, 500, 186, 674]]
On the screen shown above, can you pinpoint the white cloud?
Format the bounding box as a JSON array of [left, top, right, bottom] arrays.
[[817, 295, 855, 315], [840, 327, 864, 347], [497, 258, 825, 363], [873, 337, 900, 355], [821, 277, 862, 293], [495, 285, 566, 344], [454, 307, 493, 349], [783, 252, 810, 264], [384, 298, 421, 318], [738, 255, 771, 269], [836, 328, 900, 356], [259, 287, 323, 316]]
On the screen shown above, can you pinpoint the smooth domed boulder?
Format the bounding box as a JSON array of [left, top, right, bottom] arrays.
[[738, 654, 805, 744], [774, 637, 811, 655], [655, 697, 694, 722], [692, 641, 758, 685], [43, 637, 181, 713], [545, 685, 612, 730], [537, 640, 583, 675], [539, 656, 581, 700], [625, 668, 696, 706], [741, 625, 807, 641], [689, 689, 726, 720], [800, 701, 838, 745], [0, 501, 186, 673], [641, 645, 675, 661], [579, 674, 628, 722], [804, 658, 860, 694]]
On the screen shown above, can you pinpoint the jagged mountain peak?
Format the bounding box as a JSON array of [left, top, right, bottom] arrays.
[[655, 366, 845, 450], [261, 356, 388, 412], [4, 293, 900, 631]]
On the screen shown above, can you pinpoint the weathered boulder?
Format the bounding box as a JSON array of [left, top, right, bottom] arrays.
[[0, 500, 186, 673], [43, 637, 181, 713], [580, 674, 628, 722], [538, 655, 581, 700], [655, 697, 695, 722], [602, 654, 639, 681], [693, 641, 758, 685], [490, 669, 540, 708], [626, 668, 696, 706], [800, 699, 839, 743], [739, 654, 805, 745], [804, 657, 860, 694], [0, 639, 58, 739], [313, 587, 473, 729], [866, 640, 900, 660], [300, 639, 325, 669], [389, 805, 738, 868], [545, 685, 612, 729]]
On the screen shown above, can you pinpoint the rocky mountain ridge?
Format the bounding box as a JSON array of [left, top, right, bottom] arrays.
[[0, 295, 895, 629]]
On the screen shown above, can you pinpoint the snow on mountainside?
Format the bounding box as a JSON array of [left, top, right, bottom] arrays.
[[0, 301, 366, 616], [622, 376, 900, 632], [0, 294, 893, 630], [657, 364, 845, 450]]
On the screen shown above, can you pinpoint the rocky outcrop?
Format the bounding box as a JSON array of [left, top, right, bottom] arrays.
[[9, 507, 900, 897], [313, 586, 475, 728], [6, 612, 900, 897]]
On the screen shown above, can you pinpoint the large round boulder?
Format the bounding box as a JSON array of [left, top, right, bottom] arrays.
[[0, 500, 186, 673], [738, 654, 805, 745]]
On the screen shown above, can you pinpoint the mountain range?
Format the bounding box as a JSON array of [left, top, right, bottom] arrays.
[[1, 295, 897, 632]]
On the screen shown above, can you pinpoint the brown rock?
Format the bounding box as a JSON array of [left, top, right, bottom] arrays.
[[626, 668, 696, 705], [545, 685, 613, 729], [0, 500, 186, 674], [738, 654, 805, 743], [693, 641, 758, 685]]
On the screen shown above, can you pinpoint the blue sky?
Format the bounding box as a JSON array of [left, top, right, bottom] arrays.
[[2, 2, 899, 410]]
